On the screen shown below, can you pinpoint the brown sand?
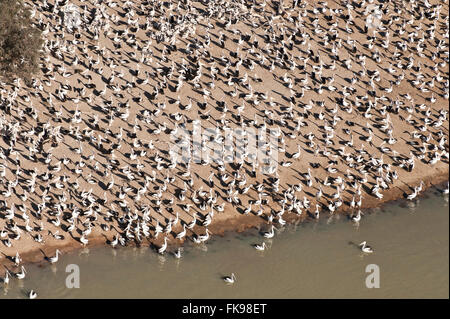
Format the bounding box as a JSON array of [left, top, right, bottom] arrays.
[[0, 0, 448, 275]]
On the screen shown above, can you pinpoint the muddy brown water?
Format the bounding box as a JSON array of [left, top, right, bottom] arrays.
[[1, 187, 448, 299]]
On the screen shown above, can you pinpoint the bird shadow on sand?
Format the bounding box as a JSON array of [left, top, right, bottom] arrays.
[[1, 252, 15, 263]]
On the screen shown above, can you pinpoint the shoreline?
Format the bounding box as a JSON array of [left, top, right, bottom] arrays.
[[1, 171, 447, 276]]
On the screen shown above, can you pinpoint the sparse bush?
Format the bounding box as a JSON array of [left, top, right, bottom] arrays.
[[0, 0, 43, 80]]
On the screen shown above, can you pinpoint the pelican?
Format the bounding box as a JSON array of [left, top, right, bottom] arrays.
[[292, 145, 301, 159], [263, 225, 275, 239], [407, 187, 418, 200], [359, 241, 374, 253], [47, 249, 61, 263], [80, 235, 89, 246], [223, 273, 236, 284], [442, 182, 449, 195], [176, 224, 187, 240], [110, 235, 119, 248], [254, 242, 266, 251], [198, 229, 212, 242], [158, 237, 169, 254], [314, 204, 321, 219], [29, 290, 37, 299], [351, 210, 362, 222], [2, 270, 10, 285], [173, 247, 182, 259], [186, 214, 197, 229], [14, 252, 21, 266], [16, 266, 26, 279]]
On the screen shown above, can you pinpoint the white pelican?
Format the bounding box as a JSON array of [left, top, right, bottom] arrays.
[[407, 187, 418, 200], [443, 182, 449, 194], [186, 213, 197, 229], [176, 224, 187, 240], [254, 242, 266, 251], [173, 248, 182, 259], [16, 266, 26, 279], [263, 225, 275, 238], [80, 234, 89, 245], [198, 229, 212, 242], [110, 235, 119, 248], [158, 237, 169, 254], [2, 270, 10, 284], [351, 210, 362, 222], [14, 252, 21, 266], [359, 241, 374, 253], [47, 249, 61, 263], [29, 290, 37, 299], [223, 273, 236, 284]]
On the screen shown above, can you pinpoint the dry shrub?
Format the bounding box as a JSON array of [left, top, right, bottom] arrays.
[[0, 0, 43, 80]]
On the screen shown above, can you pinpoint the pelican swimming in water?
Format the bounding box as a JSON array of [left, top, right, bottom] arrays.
[[223, 273, 236, 284], [28, 290, 37, 299], [254, 242, 266, 251], [359, 241, 374, 253]]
